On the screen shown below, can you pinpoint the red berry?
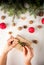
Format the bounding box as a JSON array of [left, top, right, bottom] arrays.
[[0, 22, 7, 29], [41, 18, 44, 24], [28, 27, 35, 33]]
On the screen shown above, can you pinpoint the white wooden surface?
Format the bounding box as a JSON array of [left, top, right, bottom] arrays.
[[0, 11, 44, 65]]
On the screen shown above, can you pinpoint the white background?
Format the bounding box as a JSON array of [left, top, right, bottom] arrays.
[[0, 10, 44, 65]]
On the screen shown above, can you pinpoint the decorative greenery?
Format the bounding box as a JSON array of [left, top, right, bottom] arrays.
[[0, 0, 43, 16], [18, 40, 26, 46]]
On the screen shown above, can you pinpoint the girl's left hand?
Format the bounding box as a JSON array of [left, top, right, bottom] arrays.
[[3, 36, 18, 54]]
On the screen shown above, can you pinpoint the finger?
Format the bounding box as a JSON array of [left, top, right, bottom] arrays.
[[15, 37, 20, 41], [7, 38, 14, 45], [9, 43, 18, 51], [29, 47, 33, 54], [23, 47, 26, 55], [23, 47, 27, 55], [11, 39, 18, 45], [25, 46, 33, 52], [13, 41, 18, 45], [7, 38, 13, 43], [11, 42, 18, 48], [7, 36, 14, 41], [10, 36, 15, 39], [28, 47, 34, 60], [14, 38, 19, 42], [25, 46, 34, 60], [7, 36, 18, 43], [25, 46, 30, 52], [30, 51, 34, 61], [8, 38, 19, 46], [25, 46, 33, 56], [30, 48, 34, 57]]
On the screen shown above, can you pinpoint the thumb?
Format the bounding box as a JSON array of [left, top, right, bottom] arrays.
[[23, 47, 27, 56]]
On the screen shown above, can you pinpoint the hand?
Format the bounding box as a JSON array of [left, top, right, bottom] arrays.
[[23, 46, 34, 64], [3, 36, 18, 54]]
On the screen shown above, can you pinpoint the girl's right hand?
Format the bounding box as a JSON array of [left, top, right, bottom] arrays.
[[23, 46, 34, 64]]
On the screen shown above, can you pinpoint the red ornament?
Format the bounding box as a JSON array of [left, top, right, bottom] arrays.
[[28, 27, 35, 33], [41, 18, 44, 24], [0, 22, 7, 29]]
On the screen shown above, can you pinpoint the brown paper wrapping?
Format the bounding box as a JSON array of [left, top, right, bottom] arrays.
[[15, 35, 32, 51]]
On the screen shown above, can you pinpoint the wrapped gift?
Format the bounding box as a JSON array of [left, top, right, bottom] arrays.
[[15, 35, 32, 51]]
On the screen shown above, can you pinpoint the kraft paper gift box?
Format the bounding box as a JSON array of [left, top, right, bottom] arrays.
[[14, 35, 32, 51]]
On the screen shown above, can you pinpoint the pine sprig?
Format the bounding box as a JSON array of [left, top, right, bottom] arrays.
[[18, 40, 26, 47], [0, 0, 43, 16]]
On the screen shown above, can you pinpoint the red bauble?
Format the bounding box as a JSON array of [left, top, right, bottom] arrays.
[[28, 27, 35, 33], [41, 18, 44, 24], [0, 22, 7, 29]]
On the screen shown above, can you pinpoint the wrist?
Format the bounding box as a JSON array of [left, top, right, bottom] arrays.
[[1, 51, 8, 59], [25, 61, 31, 65], [3, 50, 8, 55], [3, 47, 9, 55]]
